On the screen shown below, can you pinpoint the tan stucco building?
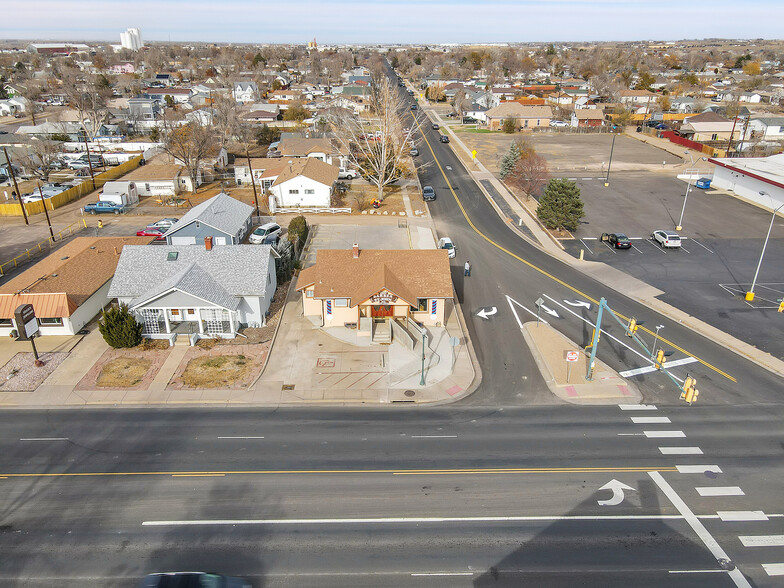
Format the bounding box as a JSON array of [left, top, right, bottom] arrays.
[[296, 245, 453, 343], [485, 103, 553, 131]]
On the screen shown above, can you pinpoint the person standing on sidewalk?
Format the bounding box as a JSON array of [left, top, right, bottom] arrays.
[[464, 260, 471, 276]]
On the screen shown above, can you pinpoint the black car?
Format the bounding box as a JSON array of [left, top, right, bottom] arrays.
[[410, 103, 418, 111], [431, 123, 439, 130], [422, 185, 436, 201], [601, 232, 632, 249], [139, 572, 251, 588], [439, 134, 449, 143]]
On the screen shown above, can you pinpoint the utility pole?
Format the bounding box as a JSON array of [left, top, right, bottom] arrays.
[[3, 146, 29, 225], [725, 114, 739, 157], [246, 150, 260, 217], [37, 183, 54, 239], [81, 131, 97, 190]]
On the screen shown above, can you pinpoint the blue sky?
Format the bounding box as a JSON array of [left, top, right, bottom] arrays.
[[3, 0, 783, 44]]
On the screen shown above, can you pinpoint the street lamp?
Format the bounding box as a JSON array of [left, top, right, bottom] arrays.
[[651, 324, 664, 359], [676, 154, 707, 231], [604, 132, 617, 187], [746, 191, 784, 301]]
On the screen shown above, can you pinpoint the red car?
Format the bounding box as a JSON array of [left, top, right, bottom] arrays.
[[136, 226, 166, 241]]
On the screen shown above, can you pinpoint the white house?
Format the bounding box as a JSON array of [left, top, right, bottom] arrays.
[[122, 164, 200, 196], [108, 243, 280, 343], [0, 237, 150, 337], [748, 117, 784, 141], [269, 158, 339, 210], [233, 81, 259, 104]]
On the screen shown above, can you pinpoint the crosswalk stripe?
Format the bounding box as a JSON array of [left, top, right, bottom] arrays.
[[659, 447, 703, 455], [762, 563, 784, 576], [645, 430, 685, 438], [631, 416, 671, 424], [739, 535, 784, 547], [696, 486, 744, 497], [718, 511, 768, 522], [619, 404, 657, 410]]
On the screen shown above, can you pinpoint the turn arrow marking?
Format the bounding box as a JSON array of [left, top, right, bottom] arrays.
[[476, 307, 497, 320], [597, 479, 636, 506], [539, 304, 560, 318], [563, 299, 591, 309]]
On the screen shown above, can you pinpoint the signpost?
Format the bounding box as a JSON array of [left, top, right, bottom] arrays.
[[565, 350, 579, 383], [14, 304, 44, 366]]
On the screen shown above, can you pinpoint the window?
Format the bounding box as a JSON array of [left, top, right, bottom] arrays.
[[306, 289, 314, 298], [40, 317, 63, 325], [417, 298, 428, 312], [304, 189, 315, 194], [262, 179, 273, 190], [711, 134, 718, 141], [170, 309, 180, 316], [335, 298, 349, 307], [186, 309, 195, 315], [288, 189, 299, 195], [779, 126, 784, 133], [0, 318, 12, 326]]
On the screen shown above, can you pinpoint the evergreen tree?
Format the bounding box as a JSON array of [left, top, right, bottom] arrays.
[[536, 178, 584, 231], [499, 141, 521, 179], [99, 304, 143, 348]]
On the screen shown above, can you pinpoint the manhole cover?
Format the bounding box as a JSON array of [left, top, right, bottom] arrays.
[[282, 384, 295, 391], [404, 390, 416, 397]]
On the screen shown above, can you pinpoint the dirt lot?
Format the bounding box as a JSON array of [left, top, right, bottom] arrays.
[[96, 357, 152, 388], [169, 345, 266, 389], [76, 346, 172, 391]]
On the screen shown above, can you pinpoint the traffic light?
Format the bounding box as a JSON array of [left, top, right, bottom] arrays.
[[656, 348, 666, 368], [627, 317, 637, 336], [685, 386, 699, 404], [681, 376, 698, 404]]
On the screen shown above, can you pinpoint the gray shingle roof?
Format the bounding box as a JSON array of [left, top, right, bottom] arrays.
[[108, 245, 276, 309], [165, 192, 253, 238]]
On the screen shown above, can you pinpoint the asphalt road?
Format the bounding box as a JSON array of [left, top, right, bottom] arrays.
[[1, 405, 783, 587]]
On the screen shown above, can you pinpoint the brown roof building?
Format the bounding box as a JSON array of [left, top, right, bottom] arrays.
[[296, 246, 453, 337], [0, 236, 151, 336]]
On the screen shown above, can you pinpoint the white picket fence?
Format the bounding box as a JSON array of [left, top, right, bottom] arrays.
[[273, 207, 352, 214]]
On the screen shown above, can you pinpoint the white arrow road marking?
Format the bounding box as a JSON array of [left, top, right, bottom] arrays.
[[619, 357, 698, 378], [506, 295, 548, 328], [539, 303, 560, 318], [563, 299, 591, 309], [476, 306, 497, 320], [597, 479, 635, 506]]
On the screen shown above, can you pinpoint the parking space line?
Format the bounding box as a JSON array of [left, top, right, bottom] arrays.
[[579, 239, 594, 254], [602, 241, 617, 254], [644, 239, 667, 254], [687, 238, 715, 254], [680, 245, 691, 254], [696, 486, 745, 497], [630, 243, 645, 253]]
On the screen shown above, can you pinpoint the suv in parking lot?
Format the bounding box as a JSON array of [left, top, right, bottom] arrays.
[[249, 222, 282, 244], [652, 229, 681, 248]]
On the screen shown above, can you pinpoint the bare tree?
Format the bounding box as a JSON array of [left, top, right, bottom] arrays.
[[19, 138, 63, 182], [509, 153, 549, 201], [211, 93, 240, 151], [453, 88, 470, 116], [61, 70, 112, 139], [329, 76, 420, 202], [162, 120, 217, 193]]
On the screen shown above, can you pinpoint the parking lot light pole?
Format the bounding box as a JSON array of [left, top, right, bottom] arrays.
[[746, 191, 784, 301], [676, 176, 692, 231], [604, 133, 617, 187]]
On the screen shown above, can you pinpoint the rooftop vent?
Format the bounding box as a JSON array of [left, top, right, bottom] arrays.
[[167, 251, 179, 261]]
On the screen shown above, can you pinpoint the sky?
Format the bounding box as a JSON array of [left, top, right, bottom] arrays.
[[3, 0, 784, 45]]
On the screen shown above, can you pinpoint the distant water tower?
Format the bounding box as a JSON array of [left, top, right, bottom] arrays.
[[120, 28, 143, 51]]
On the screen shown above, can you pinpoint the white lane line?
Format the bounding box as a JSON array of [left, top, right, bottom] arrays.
[[617, 433, 645, 436], [689, 238, 715, 254], [762, 563, 784, 576], [739, 535, 784, 547], [644, 430, 686, 438], [619, 404, 657, 410], [631, 416, 671, 424], [410, 435, 457, 438], [411, 572, 474, 577], [676, 465, 722, 474], [659, 447, 703, 455], [143, 514, 691, 527], [578, 238, 594, 254], [718, 511, 768, 522], [581, 177, 593, 180], [619, 357, 698, 378], [506, 295, 548, 328], [649, 471, 752, 588], [541, 294, 653, 367], [696, 486, 745, 497], [669, 569, 729, 574], [19, 438, 69, 441], [217, 436, 265, 439]]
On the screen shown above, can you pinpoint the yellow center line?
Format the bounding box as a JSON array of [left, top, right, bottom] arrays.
[[172, 473, 226, 477], [0, 466, 677, 479], [413, 113, 735, 382]]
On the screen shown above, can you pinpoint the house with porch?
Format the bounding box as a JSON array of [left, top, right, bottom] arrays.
[[108, 243, 279, 343], [164, 192, 253, 245], [268, 158, 339, 210], [296, 245, 453, 344], [571, 109, 605, 128]]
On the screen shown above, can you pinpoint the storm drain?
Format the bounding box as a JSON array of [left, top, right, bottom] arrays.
[[282, 384, 295, 390], [404, 390, 416, 397]]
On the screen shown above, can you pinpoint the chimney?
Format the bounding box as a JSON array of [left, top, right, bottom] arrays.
[[205, 236, 213, 251], [352, 243, 359, 259]]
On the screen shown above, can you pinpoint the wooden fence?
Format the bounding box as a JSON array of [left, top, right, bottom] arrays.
[[0, 155, 143, 217]]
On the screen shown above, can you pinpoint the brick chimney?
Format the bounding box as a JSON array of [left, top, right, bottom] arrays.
[[352, 243, 359, 259], [205, 236, 213, 251]]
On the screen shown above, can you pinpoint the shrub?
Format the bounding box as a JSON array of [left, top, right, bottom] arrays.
[[99, 304, 143, 348], [287, 215, 309, 249], [536, 178, 584, 231], [502, 118, 517, 134]]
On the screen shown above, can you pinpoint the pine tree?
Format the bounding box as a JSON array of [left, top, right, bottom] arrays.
[[499, 141, 521, 179], [99, 304, 143, 348], [536, 178, 584, 231]]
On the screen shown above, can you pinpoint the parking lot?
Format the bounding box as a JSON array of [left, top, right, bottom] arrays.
[[560, 171, 784, 357]]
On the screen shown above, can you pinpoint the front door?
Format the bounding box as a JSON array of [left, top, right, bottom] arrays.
[[371, 305, 394, 318]]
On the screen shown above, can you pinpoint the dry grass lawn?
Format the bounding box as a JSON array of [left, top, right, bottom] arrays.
[[180, 354, 252, 388], [96, 357, 152, 388]]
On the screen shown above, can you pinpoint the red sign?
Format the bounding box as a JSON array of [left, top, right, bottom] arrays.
[[566, 351, 579, 362]]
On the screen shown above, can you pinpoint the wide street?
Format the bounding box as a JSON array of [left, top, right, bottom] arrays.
[[0, 69, 782, 588]]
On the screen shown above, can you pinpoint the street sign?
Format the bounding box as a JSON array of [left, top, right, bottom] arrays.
[[14, 304, 38, 340], [566, 351, 579, 362]]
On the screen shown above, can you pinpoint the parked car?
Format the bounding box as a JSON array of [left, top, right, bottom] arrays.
[[695, 177, 712, 189], [431, 123, 439, 130], [138, 572, 251, 588], [439, 135, 449, 143], [84, 201, 126, 215], [652, 229, 681, 248], [136, 227, 166, 241], [600, 232, 631, 249], [410, 104, 418, 110], [338, 168, 358, 180], [437, 236, 456, 258], [422, 186, 436, 201], [249, 222, 282, 244], [462, 117, 478, 124], [549, 120, 568, 128], [410, 147, 419, 157], [147, 217, 179, 231]]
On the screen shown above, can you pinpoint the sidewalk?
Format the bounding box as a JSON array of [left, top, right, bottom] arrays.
[[425, 103, 784, 379]]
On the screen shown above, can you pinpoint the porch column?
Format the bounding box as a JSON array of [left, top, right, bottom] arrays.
[[196, 308, 204, 334], [163, 310, 171, 333]]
